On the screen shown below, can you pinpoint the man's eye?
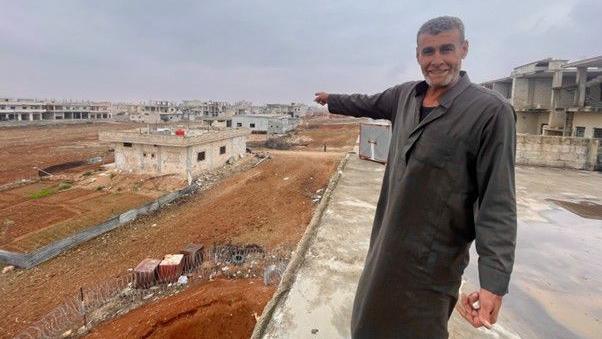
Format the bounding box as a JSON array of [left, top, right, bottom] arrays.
[[440, 46, 455, 53], [422, 48, 435, 56]]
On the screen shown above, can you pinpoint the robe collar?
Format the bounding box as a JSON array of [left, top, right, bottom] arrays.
[[414, 71, 471, 109]]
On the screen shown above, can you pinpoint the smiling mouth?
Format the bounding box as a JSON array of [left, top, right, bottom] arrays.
[[428, 69, 449, 76]]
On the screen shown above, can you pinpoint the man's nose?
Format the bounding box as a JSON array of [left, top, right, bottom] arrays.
[[431, 50, 445, 65]]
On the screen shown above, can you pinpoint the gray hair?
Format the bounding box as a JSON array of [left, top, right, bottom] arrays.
[[417, 16, 465, 43]]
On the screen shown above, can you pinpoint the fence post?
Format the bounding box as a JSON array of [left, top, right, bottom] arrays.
[[79, 287, 87, 328]]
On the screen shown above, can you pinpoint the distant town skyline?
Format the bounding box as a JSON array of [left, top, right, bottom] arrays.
[[1, 0, 600, 104]]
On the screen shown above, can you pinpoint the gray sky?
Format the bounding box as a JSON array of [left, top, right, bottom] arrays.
[[1, 0, 600, 104]]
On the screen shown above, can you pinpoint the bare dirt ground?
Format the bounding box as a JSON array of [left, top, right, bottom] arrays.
[[86, 279, 275, 339], [248, 119, 359, 153], [0, 180, 151, 252], [0, 165, 186, 252], [293, 122, 359, 152], [0, 122, 138, 185], [0, 122, 190, 252], [0, 151, 343, 337]]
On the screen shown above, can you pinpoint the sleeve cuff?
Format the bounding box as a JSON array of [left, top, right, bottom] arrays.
[[479, 263, 511, 295], [326, 94, 341, 114]]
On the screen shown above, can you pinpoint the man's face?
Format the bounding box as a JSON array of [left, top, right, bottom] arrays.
[[416, 29, 468, 88]]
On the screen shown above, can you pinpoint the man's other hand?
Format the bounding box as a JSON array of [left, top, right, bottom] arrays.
[[457, 291, 482, 328], [314, 92, 329, 106], [477, 288, 503, 328], [456, 289, 503, 329]]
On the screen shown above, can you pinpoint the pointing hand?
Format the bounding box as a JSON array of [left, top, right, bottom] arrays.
[[314, 92, 329, 106]]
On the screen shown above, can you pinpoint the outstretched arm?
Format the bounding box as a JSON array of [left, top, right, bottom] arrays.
[[314, 85, 401, 122]]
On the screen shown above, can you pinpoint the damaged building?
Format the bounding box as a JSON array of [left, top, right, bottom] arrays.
[[99, 127, 250, 179], [482, 56, 602, 138], [231, 114, 299, 134]]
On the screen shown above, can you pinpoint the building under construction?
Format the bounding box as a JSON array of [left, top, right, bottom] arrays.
[[0, 98, 112, 122]]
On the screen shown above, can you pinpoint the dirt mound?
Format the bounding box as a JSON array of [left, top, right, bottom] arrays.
[[86, 279, 274, 339]]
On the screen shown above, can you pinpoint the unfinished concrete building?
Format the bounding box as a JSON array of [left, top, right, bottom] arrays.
[[181, 100, 233, 118], [0, 98, 112, 122], [263, 103, 308, 117], [111, 101, 179, 124], [99, 127, 250, 178], [482, 56, 602, 138], [231, 114, 299, 134]]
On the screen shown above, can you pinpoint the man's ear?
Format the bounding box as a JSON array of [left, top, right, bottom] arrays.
[[416, 46, 419, 60], [461, 40, 469, 59]]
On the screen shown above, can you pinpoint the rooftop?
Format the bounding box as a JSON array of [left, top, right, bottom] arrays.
[[99, 126, 250, 147], [563, 55, 602, 68]]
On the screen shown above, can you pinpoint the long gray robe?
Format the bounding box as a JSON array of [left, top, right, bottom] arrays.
[[327, 72, 517, 338]]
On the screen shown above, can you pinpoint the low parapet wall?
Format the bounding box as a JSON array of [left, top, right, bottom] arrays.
[[516, 134, 601, 171]]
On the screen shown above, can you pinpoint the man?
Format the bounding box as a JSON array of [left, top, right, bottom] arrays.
[[314, 16, 516, 338]]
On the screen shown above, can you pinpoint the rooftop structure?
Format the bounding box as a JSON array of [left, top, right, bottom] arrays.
[[482, 56, 602, 138], [99, 126, 250, 179]]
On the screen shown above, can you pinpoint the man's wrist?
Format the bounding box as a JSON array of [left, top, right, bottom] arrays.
[[478, 263, 510, 295]]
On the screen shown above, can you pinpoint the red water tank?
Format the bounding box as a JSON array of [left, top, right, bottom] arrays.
[[175, 129, 186, 136]]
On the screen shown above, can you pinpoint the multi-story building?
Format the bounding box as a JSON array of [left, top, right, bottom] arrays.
[[181, 100, 232, 118], [114, 101, 179, 123], [263, 103, 308, 117], [0, 98, 112, 122], [482, 56, 602, 138]]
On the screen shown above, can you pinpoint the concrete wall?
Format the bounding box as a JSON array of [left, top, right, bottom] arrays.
[[532, 78, 553, 109], [187, 136, 246, 177], [511, 78, 530, 109], [232, 115, 297, 134], [516, 111, 549, 135], [511, 77, 553, 111], [558, 75, 577, 108], [572, 112, 602, 138], [516, 134, 600, 170], [113, 136, 247, 177]]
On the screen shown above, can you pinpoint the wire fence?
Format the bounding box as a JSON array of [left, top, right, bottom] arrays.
[[14, 244, 291, 339]]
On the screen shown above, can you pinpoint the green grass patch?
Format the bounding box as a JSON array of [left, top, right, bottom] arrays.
[[58, 181, 73, 191], [30, 187, 57, 199]]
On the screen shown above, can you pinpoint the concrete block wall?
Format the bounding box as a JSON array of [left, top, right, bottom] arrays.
[[511, 78, 530, 110], [532, 78, 553, 109], [516, 111, 549, 135], [188, 136, 246, 177], [516, 134, 601, 170]]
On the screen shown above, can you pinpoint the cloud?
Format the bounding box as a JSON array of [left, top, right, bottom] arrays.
[[1, 0, 600, 103]]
